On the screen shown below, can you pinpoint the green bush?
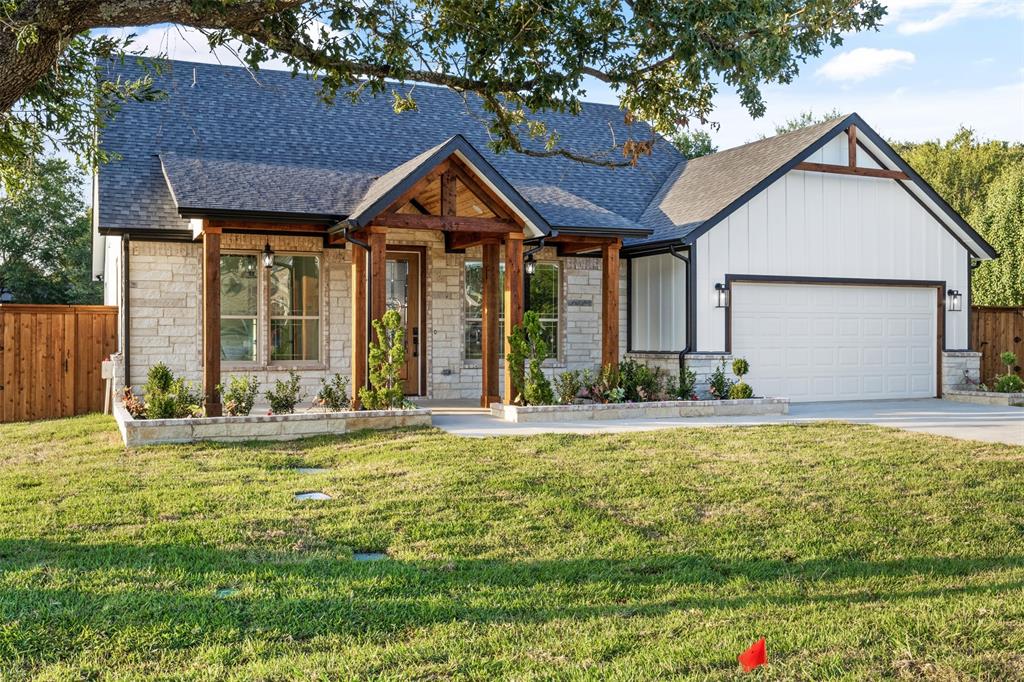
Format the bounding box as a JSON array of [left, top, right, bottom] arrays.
[[673, 366, 698, 400], [506, 310, 554, 405], [732, 358, 750, 379], [140, 363, 203, 419], [265, 372, 305, 415], [553, 370, 582, 405], [583, 364, 622, 403], [619, 358, 664, 402], [1001, 351, 1018, 372], [220, 375, 259, 417], [315, 373, 351, 411], [728, 382, 754, 399], [708, 361, 733, 400], [994, 374, 1024, 393], [359, 310, 409, 410]]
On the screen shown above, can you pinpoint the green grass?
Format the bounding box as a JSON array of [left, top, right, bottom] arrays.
[[1, 416, 1023, 680]]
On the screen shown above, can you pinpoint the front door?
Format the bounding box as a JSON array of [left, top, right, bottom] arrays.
[[385, 251, 421, 395]]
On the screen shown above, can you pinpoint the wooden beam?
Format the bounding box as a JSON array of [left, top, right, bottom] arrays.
[[351, 240, 368, 409], [205, 219, 328, 233], [368, 227, 387, 337], [368, 213, 517, 233], [202, 225, 222, 417], [446, 161, 515, 221], [481, 239, 501, 407], [503, 233, 525, 404], [380, 160, 450, 216], [601, 240, 621, 369], [440, 170, 456, 217], [847, 125, 857, 168], [794, 161, 908, 180]]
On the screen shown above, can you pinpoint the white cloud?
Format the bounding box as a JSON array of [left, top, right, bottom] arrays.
[[816, 48, 916, 82], [883, 0, 1024, 34], [102, 25, 291, 70]]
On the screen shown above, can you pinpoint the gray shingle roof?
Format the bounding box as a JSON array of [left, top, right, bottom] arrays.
[[96, 58, 681, 237]]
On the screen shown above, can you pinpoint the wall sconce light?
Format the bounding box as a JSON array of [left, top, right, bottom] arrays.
[[947, 288, 962, 312], [524, 254, 537, 276], [715, 282, 729, 308], [262, 242, 274, 269]]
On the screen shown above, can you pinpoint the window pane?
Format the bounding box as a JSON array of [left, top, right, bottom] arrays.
[[221, 255, 258, 316], [529, 263, 558, 318], [221, 318, 256, 362], [540, 320, 558, 357], [271, 255, 320, 317], [465, 321, 482, 360], [271, 319, 320, 362], [464, 261, 483, 319]]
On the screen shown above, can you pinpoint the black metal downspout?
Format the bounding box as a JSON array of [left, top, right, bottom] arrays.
[[668, 242, 691, 387], [121, 233, 131, 387]]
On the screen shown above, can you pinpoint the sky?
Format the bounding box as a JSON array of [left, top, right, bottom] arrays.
[[105, 0, 1024, 149]]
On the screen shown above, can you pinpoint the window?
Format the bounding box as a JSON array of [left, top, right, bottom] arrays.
[[220, 254, 259, 362], [630, 252, 686, 351], [219, 252, 321, 364], [464, 261, 560, 360], [270, 255, 321, 362]]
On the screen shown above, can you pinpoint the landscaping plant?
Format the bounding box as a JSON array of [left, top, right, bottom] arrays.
[[141, 363, 203, 419], [728, 357, 754, 400], [121, 386, 146, 419], [993, 351, 1024, 393], [506, 311, 554, 405], [359, 310, 408, 410], [220, 375, 260, 417], [552, 370, 582, 405], [673, 366, 698, 400], [315, 373, 351, 412], [264, 372, 306, 415], [584, 363, 622, 404], [619, 358, 664, 402], [707, 361, 734, 400]]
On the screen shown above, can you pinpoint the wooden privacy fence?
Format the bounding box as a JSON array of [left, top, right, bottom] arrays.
[[0, 305, 118, 423], [971, 306, 1024, 382]]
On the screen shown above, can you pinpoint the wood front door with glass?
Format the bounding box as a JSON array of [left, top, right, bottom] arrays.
[[385, 251, 421, 395]]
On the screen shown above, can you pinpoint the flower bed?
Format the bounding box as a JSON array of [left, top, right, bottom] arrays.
[[490, 397, 789, 423], [113, 401, 431, 447], [944, 390, 1024, 407]]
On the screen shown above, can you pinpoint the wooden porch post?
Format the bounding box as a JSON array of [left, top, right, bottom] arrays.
[[351, 241, 367, 409], [601, 240, 621, 369], [481, 238, 501, 407], [503, 232, 525, 404], [202, 225, 223, 417], [368, 227, 387, 337]]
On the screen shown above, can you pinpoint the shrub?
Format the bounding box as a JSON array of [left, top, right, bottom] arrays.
[[552, 370, 582, 405], [315, 373, 351, 412], [220, 375, 259, 417], [732, 358, 750, 379], [1001, 351, 1018, 371], [265, 372, 305, 415], [994, 374, 1024, 393], [673, 366, 698, 400], [728, 382, 754, 399], [582, 364, 622, 403], [708, 361, 733, 400], [619, 358, 664, 402], [506, 310, 554, 405], [122, 386, 146, 418], [140, 363, 203, 419], [359, 310, 408, 410]]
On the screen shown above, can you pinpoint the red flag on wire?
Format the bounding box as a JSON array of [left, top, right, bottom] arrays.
[[738, 637, 767, 672]]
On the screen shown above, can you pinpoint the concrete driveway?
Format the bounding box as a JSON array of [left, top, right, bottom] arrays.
[[431, 399, 1024, 445]]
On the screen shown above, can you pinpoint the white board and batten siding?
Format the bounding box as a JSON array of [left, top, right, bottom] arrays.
[[694, 139, 970, 354], [630, 252, 687, 351]]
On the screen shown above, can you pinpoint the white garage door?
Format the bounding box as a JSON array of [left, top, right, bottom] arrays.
[[731, 282, 937, 402]]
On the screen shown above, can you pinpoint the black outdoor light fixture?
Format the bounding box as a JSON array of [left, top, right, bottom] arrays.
[[262, 242, 274, 269], [715, 282, 729, 308], [947, 288, 963, 312], [524, 253, 537, 276]]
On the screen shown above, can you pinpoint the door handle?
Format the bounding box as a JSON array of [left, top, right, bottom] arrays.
[[412, 327, 419, 358]]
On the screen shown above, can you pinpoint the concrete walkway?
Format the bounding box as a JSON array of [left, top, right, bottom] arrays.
[[430, 399, 1024, 445]]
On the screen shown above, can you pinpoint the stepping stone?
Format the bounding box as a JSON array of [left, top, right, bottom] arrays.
[[353, 552, 388, 562], [294, 491, 332, 501], [294, 467, 330, 475], [215, 587, 238, 598]]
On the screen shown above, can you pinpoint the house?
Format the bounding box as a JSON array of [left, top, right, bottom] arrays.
[[93, 59, 995, 413]]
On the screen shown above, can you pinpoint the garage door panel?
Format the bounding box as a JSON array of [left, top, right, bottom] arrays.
[[731, 282, 936, 402]]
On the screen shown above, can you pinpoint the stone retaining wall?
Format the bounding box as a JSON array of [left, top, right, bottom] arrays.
[[944, 390, 1024, 407], [490, 397, 788, 423], [113, 401, 431, 446], [942, 351, 982, 395]]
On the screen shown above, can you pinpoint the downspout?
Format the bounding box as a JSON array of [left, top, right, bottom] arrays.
[[668, 243, 690, 388], [121, 233, 131, 387]]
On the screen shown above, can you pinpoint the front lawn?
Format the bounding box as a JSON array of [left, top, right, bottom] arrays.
[[1, 416, 1022, 680]]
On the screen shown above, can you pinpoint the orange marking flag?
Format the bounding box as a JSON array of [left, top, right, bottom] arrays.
[[738, 637, 767, 673]]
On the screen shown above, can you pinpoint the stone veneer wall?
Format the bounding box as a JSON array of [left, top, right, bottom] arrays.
[[941, 351, 982, 394], [125, 233, 621, 402]]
